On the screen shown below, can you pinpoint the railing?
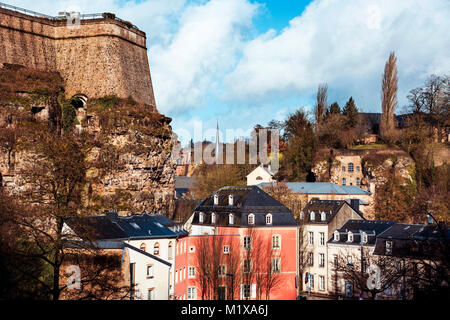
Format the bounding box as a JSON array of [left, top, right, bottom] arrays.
[[0, 2, 140, 30]]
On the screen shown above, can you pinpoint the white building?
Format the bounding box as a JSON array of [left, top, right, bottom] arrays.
[[63, 211, 188, 300], [246, 164, 275, 186], [299, 200, 363, 296]]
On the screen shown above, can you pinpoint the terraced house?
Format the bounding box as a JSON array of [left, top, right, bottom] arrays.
[[176, 186, 299, 300]]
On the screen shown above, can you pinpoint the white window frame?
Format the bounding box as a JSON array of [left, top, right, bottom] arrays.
[[310, 211, 315, 220], [214, 194, 219, 205], [319, 253, 325, 268], [272, 234, 281, 249], [146, 264, 154, 278], [319, 232, 325, 246], [248, 214, 255, 225], [309, 232, 314, 245], [199, 212, 204, 223], [218, 265, 226, 277], [211, 212, 216, 224], [243, 236, 251, 250], [188, 266, 196, 278], [308, 252, 314, 266], [187, 287, 196, 300], [321, 212, 326, 221], [334, 231, 340, 241], [272, 258, 281, 273], [229, 213, 234, 225], [319, 276, 325, 291], [223, 245, 230, 254], [265, 213, 272, 225], [348, 232, 354, 242]]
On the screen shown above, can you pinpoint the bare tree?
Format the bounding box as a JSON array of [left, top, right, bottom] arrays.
[[315, 83, 328, 125], [380, 51, 398, 142]]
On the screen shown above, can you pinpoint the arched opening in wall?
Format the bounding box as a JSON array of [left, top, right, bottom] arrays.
[[70, 94, 88, 109]]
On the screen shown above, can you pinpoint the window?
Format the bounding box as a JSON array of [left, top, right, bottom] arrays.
[[356, 178, 361, 186], [319, 232, 325, 246], [218, 286, 226, 300], [272, 258, 281, 273], [333, 255, 339, 269], [321, 212, 326, 221], [319, 276, 325, 291], [189, 246, 195, 253], [309, 232, 314, 245], [309, 275, 314, 290], [299, 211, 304, 220], [348, 163, 354, 172], [347, 256, 353, 265], [218, 265, 226, 277], [223, 245, 230, 254], [256, 176, 263, 181], [168, 242, 173, 260], [248, 214, 255, 225], [310, 211, 315, 220], [342, 178, 346, 186], [362, 232, 368, 244], [319, 253, 325, 267], [187, 287, 196, 300], [386, 240, 393, 255], [243, 236, 251, 249], [211, 212, 216, 224], [334, 231, 340, 241], [265, 214, 272, 225], [146, 264, 154, 278], [147, 288, 154, 300], [214, 194, 219, 205], [272, 235, 280, 249], [228, 194, 234, 206], [308, 253, 314, 266], [342, 165, 346, 172], [140, 243, 146, 252], [188, 267, 196, 278], [229, 213, 234, 225], [242, 284, 251, 299], [348, 232, 354, 242], [153, 242, 160, 255], [243, 259, 251, 273], [199, 212, 204, 223], [356, 166, 360, 172]]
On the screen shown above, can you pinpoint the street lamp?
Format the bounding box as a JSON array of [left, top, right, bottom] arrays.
[[226, 273, 234, 300]]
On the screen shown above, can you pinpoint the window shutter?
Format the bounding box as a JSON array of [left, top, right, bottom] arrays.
[[251, 284, 256, 299]]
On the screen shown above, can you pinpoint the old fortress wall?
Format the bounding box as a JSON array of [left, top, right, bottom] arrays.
[[0, 6, 156, 107]]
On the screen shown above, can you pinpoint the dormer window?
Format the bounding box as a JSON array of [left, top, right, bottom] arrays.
[[347, 231, 354, 242], [229, 213, 234, 225], [334, 231, 340, 241], [228, 195, 234, 206], [361, 232, 368, 244], [199, 212, 204, 224], [265, 213, 272, 225], [321, 212, 326, 221], [211, 213, 216, 224], [248, 214, 255, 225], [214, 194, 219, 205], [310, 211, 315, 221]]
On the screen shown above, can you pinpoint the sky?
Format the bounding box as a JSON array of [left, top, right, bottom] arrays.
[[4, 0, 450, 145]]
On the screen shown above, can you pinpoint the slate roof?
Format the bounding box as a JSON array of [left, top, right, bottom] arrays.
[[258, 182, 371, 195], [301, 199, 364, 224], [64, 212, 187, 241], [192, 186, 298, 227], [328, 220, 396, 246]]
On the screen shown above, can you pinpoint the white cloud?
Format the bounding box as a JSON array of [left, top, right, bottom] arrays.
[[150, 0, 260, 114], [224, 0, 450, 111]]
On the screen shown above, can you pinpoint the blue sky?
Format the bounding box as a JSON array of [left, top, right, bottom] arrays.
[[5, 0, 450, 145]]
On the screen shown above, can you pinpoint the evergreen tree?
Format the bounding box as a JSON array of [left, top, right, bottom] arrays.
[[329, 102, 341, 115], [342, 97, 359, 128]]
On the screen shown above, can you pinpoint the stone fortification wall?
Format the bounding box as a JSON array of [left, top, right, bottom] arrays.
[[0, 6, 156, 107]]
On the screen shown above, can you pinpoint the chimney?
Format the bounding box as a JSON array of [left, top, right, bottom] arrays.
[[350, 199, 360, 215]]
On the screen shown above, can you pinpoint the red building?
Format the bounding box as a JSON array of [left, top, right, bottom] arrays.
[[174, 186, 299, 300]]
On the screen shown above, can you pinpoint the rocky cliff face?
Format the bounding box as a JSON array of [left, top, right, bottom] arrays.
[[0, 64, 176, 216]]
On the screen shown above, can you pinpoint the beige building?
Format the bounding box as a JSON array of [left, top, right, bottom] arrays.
[[299, 200, 364, 297], [331, 153, 364, 188]]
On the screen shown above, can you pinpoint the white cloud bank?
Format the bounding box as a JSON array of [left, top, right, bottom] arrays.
[[224, 0, 450, 110]]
